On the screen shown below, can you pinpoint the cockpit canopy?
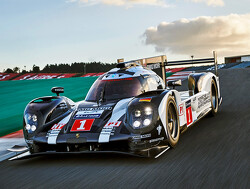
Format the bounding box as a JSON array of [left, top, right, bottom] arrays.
[[85, 74, 164, 102]]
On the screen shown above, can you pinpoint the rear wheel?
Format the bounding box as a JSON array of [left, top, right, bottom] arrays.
[[166, 96, 180, 147], [209, 79, 219, 116]]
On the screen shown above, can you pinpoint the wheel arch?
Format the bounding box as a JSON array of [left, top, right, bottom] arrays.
[[158, 90, 181, 136]]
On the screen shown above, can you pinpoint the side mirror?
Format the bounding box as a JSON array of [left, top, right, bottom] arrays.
[[51, 87, 64, 96], [167, 80, 182, 89]]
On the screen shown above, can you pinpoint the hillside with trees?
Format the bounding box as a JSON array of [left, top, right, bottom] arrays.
[[4, 62, 117, 73]]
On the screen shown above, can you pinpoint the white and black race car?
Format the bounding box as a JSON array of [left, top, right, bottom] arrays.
[[19, 54, 222, 158]]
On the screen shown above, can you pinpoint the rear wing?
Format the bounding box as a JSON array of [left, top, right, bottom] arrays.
[[118, 51, 218, 85], [166, 51, 218, 76]]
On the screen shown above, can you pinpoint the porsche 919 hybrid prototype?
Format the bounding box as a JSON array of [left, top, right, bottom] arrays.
[[20, 54, 222, 158]]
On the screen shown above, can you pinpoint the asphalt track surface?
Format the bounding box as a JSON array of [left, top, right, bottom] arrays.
[[0, 68, 249, 189]]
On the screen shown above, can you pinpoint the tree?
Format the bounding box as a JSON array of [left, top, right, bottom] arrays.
[[5, 68, 14, 73], [32, 64, 40, 73], [13, 67, 20, 73], [40, 62, 116, 73]]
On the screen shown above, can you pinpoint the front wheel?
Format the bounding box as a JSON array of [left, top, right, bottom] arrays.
[[166, 96, 180, 147]]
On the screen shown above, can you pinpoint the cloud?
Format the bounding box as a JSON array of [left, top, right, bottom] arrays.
[[144, 14, 250, 57], [68, 0, 168, 7], [190, 0, 224, 7]]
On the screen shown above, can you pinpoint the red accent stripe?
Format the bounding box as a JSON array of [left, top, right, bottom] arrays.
[[1, 130, 23, 138]]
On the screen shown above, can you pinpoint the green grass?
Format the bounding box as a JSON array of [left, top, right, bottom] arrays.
[[0, 77, 97, 137]]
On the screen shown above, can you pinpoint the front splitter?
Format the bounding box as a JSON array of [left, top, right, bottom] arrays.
[[8, 145, 170, 160]]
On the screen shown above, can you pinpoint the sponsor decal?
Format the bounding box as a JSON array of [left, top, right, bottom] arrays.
[[78, 107, 112, 111], [47, 123, 66, 138], [179, 104, 184, 116], [54, 88, 64, 92], [132, 133, 151, 140], [156, 125, 162, 135], [51, 123, 65, 130], [185, 100, 193, 126], [74, 114, 101, 119], [149, 137, 164, 143], [198, 92, 211, 109], [139, 98, 152, 102], [104, 121, 122, 128], [147, 63, 161, 70], [98, 97, 131, 143], [70, 119, 94, 132], [47, 123, 66, 141], [47, 113, 72, 144], [100, 127, 113, 134], [98, 122, 121, 141]]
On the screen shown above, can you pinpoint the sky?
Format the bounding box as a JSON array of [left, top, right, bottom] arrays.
[[0, 0, 250, 72]]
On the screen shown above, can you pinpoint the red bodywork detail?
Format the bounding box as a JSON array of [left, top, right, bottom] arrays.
[[70, 119, 95, 132], [104, 121, 122, 128], [51, 123, 66, 130], [179, 104, 184, 116], [186, 106, 193, 126]]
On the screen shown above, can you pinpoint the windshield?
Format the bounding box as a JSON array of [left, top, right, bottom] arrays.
[[85, 77, 143, 101]]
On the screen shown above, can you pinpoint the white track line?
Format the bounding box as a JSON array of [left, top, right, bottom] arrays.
[[155, 147, 170, 159]]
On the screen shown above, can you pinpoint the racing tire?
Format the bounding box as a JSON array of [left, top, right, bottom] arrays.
[[208, 79, 219, 117], [166, 96, 180, 147]]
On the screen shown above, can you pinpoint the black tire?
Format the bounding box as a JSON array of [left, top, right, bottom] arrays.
[[166, 96, 180, 147], [209, 79, 219, 116]]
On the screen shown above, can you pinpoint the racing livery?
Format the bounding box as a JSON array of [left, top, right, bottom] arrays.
[[21, 55, 222, 158]]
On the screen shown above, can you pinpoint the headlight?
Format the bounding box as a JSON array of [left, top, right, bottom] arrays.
[[133, 120, 141, 128], [25, 124, 31, 130], [135, 110, 141, 117], [128, 106, 153, 129], [32, 115, 37, 122], [31, 125, 36, 131], [143, 119, 151, 126], [24, 113, 38, 132], [144, 107, 152, 115]]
